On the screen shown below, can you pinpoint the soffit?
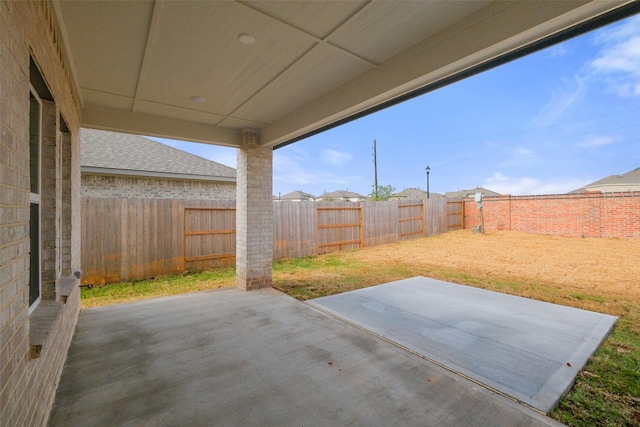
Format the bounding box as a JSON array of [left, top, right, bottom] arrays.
[[53, 0, 636, 148]]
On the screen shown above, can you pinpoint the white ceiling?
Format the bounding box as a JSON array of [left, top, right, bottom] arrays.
[[53, 0, 635, 148]]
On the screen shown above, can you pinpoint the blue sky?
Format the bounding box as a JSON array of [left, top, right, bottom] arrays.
[[153, 14, 640, 198]]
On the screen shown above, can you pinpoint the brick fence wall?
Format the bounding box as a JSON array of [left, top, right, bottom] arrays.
[[463, 192, 640, 239]]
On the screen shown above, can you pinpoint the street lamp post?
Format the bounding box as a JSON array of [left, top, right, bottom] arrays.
[[426, 165, 430, 199]]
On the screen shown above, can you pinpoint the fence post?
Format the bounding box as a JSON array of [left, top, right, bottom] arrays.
[[359, 202, 365, 248]]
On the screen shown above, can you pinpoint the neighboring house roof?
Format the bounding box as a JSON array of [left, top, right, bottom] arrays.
[[391, 188, 443, 199], [317, 190, 365, 200], [81, 128, 236, 182], [444, 187, 501, 198], [277, 191, 316, 201], [570, 167, 640, 193]]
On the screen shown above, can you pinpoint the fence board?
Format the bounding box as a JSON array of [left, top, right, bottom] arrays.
[[82, 198, 450, 284], [446, 199, 464, 230], [425, 197, 448, 236], [362, 200, 398, 246], [273, 202, 317, 259]]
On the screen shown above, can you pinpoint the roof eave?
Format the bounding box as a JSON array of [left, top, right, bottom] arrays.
[[81, 166, 236, 183]]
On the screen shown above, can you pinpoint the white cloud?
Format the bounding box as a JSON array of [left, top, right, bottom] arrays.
[[533, 75, 586, 126], [484, 172, 586, 196], [612, 82, 640, 97], [589, 16, 640, 96], [515, 147, 534, 156], [321, 149, 352, 165], [591, 37, 640, 74], [594, 15, 640, 44], [577, 135, 616, 148], [546, 44, 568, 58], [273, 148, 358, 194]]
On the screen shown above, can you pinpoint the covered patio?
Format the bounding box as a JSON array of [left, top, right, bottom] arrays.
[[2, 1, 639, 425]]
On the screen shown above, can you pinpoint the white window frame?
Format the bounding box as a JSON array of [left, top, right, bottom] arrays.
[[28, 85, 42, 313]]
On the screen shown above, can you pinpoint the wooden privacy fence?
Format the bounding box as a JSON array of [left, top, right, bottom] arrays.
[[82, 197, 449, 284]]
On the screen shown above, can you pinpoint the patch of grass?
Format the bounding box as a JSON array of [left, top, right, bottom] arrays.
[[272, 251, 425, 301], [80, 268, 235, 308], [553, 326, 640, 426], [571, 293, 610, 303], [273, 255, 371, 300]]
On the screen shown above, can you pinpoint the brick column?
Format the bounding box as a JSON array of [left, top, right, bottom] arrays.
[[236, 130, 273, 290]]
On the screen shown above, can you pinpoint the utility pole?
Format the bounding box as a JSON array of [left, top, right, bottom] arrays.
[[373, 139, 378, 199]]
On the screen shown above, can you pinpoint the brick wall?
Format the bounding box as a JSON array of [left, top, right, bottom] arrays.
[[40, 100, 57, 300], [81, 174, 236, 200], [463, 192, 640, 239], [1, 1, 81, 426]]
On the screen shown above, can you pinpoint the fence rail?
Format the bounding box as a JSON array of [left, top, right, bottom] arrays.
[[398, 202, 424, 238], [316, 205, 364, 254], [82, 198, 449, 284], [183, 207, 236, 270]]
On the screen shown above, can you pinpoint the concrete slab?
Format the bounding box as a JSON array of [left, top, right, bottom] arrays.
[[49, 288, 563, 426], [308, 277, 617, 413]]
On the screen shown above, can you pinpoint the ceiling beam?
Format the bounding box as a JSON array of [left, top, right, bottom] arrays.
[[82, 106, 243, 147]]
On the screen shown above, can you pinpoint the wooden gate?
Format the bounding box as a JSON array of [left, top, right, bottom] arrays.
[[184, 207, 236, 270], [446, 200, 465, 230], [316, 205, 363, 254], [398, 202, 424, 240]]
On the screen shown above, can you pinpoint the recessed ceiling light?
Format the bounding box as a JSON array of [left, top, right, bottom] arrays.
[[238, 33, 255, 45], [189, 96, 206, 104]]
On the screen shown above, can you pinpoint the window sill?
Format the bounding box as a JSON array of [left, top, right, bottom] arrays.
[[29, 276, 79, 359], [58, 276, 77, 303]]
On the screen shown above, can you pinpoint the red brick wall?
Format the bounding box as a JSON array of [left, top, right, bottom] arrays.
[[463, 192, 640, 239]]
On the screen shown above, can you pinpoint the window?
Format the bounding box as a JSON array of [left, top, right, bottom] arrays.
[[29, 88, 42, 310]]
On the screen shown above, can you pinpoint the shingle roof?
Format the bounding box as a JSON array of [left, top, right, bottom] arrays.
[[586, 167, 640, 187], [279, 190, 316, 200], [81, 129, 236, 179], [392, 188, 443, 199], [570, 167, 640, 193], [444, 187, 500, 198], [318, 190, 365, 199]]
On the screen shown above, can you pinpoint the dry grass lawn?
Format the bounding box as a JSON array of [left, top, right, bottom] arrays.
[[276, 230, 638, 324], [347, 230, 639, 319]]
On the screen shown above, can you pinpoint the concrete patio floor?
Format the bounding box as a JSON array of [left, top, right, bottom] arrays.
[[49, 287, 567, 427], [309, 277, 617, 413]]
